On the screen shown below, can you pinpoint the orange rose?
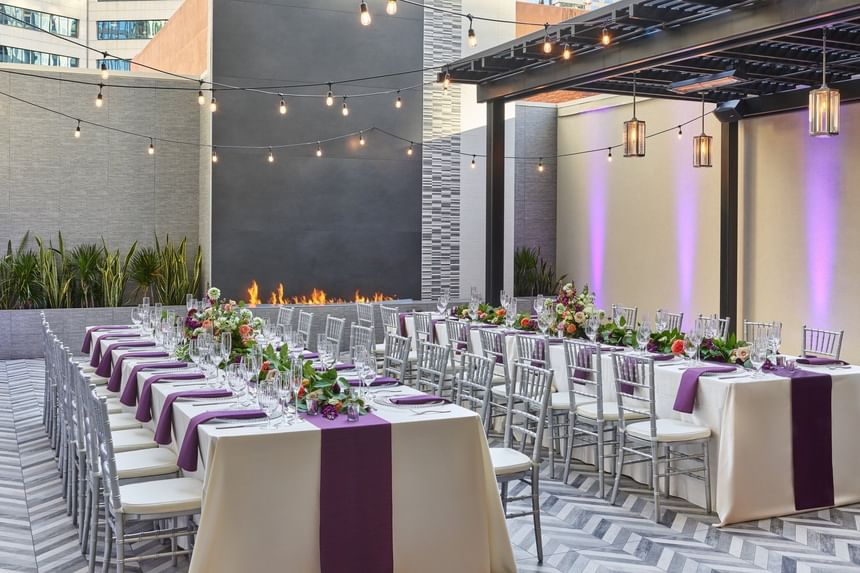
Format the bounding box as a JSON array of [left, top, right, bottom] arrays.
[[238, 324, 251, 337], [565, 324, 576, 334], [297, 386, 306, 399], [497, 308, 506, 317], [202, 319, 212, 330], [261, 361, 270, 372], [671, 339, 684, 354], [520, 317, 530, 327]]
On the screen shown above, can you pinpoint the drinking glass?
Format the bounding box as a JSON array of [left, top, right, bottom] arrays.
[[189, 339, 201, 367], [257, 376, 280, 429], [683, 335, 697, 363], [142, 296, 150, 309], [704, 315, 718, 340], [246, 364, 259, 405], [131, 305, 142, 330], [750, 338, 767, 377], [362, 352, 376, 392], [690, 320, 705, 364], [504, 298, 516, 329], [533, 295, 546, 316], [291, 362, 304, 422], [655, 309, 667, 332], [468, 298, 480, 321], [186, 294, 194, 313], [613, 307, 625, 328], [153, 302, 163, 322], [278, 367, 294, 425], [637, 320, 652, 355], [437, 288, 450, 316], [768, 322, 782, 358], [226, 363, 245, 403], [585, 316, 600, 342], [537, 310, 551, 336]]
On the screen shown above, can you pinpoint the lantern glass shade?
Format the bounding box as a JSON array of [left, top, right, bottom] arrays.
[[809, 85, 840, 136], [623, 118, 646, 157], [693, 134, 713, 168]]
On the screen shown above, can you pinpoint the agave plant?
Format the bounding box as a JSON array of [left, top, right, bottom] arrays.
[[100, 239, 137, 308], [153, 236, 201, 304], [35, 233, 73, 309], [69, 243, 105, 307], [513, 246, 565, 297], [130, 246, 162, 301]]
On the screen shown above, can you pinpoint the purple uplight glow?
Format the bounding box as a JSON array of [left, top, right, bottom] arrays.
[[804, 126, 840, 325], [588, 154, 606, 308], [675, 153, 697, 318]]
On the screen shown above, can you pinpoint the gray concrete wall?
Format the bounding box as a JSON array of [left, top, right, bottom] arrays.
[[0, 65, 200, 257]]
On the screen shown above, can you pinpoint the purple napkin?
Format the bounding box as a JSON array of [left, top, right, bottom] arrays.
[[106, 351, 170, 390], [302, 351, 319, 359], [82, 325, 134, 353], [673, 366, 736, 413], [118, 361, 189, 404], [650, 353, 676, 361], [136, 371, 208, 422], [153, 389, 233, 445], [797, 357, 847, 365], [91, 340, 155, 370], [345, 376, 400, 388], [314, 363, 352, 372], [390, 394, 450, 405], [177, 409, 266, 471]]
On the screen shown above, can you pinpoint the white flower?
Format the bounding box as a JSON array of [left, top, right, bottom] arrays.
[[555, 303, 565, 314], [241, 308, 252, 320], [208, 287, 221, 300], [574, 311, 586, 324]]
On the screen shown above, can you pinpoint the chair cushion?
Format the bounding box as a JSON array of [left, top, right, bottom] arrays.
[[115, 448, 178, 480], [576, 401, 647, 422], [626, 419, 711, 443], [490, 385, 507, 398], [550, 392, 574, 411], [489, 447, 533, 476], [109, 412, 142, 431], [491, 373, 507, 386], [111, 428, 157, 453], [119, 477, 203, 515]]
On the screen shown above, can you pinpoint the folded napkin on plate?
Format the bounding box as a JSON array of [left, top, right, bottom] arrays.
[[314, 363, 352, 372], [600, 346, 625, 352], [118, 361, 189, 404], [136, 371, 208, 422], [345, 376, 400, 388], [82, 325, 134, 353], [153, 389, 233, 445], [390, 394, 450, 406], [796, 357, 848, 365], [177, 409, 266, 471], [673, 366, 736, 413], [650, 353, 676, 361], [302, 351, 319, 359], [107, 351, 170, 392], [91, 340, 155, 370]]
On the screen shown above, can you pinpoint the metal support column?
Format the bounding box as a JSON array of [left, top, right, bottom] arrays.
[[485, 99, 505, 306], [720, 121, 739, 333]]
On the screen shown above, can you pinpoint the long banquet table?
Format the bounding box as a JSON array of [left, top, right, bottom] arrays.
[[404, 317, 860, 525], [88, 328, 517, 572]]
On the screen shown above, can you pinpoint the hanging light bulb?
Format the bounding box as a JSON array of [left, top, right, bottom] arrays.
[[607, 147, 612, 162], [279, 95, 287, 115], [100, 54, 109, 81], [198, 81, 205, 105], [443, 70, 451, 91], [809, 28, 840, 137], [359, 1, 371, 26], [470, 155, 476, 168], [74, 120, 81, 139], [267, 147, 275, 163], [677, 125, 683, 139], [538, 158, 545, 172], [693, 94, 713, 168], [467, 16, 477, 48], [211, 147, 218, 163], [326, 83, 334, 107], [623, 74, 646, 157], [407, 142, 414, 156], [210, 93, 217, 113], [148, 138, 155, 155], [562, 43, 572, 60], [359, 131, 365, 146], [395, 90, 402, 109], [316, 142, 323, 157], [601, 27, 611, 46], [95, 83, 104, 108], [341, 97, 349, 117], [542, 24, 552, 54], [386, 0, 397, 15]]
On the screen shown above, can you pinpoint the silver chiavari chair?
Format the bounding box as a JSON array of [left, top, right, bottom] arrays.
[[489, 362, 553, 564], [380, 305, 401, 336], [802, 325, 844, 359], [698, 314, 731, 339], [666, 312, 684, 332], [415, 340, 451, 397], [612, 304, 638, 328], [356, 302, 375, 329], [276, 306, 294, 328], [324, 315, 346, 357], [413, 311, 434, 344], [743, 320, 773, 343], [609, 354, 713, 521], [381, 333, 411, 383], [454, 352, 495, 430], [348, 323, 374, 362], [479, 329, 512, 433], [444, 318, 472, 376], [296, 310, 314, 347]]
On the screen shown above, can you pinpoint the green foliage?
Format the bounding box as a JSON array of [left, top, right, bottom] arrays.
[[597, 318, 636, 347], [1, 233, 43, 309], [154, 236, 201, 305], [513, 246, 566, 297], [99, 239, 137, 308], [69, 243, 105, 307], [130, 246, 161, 300], [35, 233, 73, 309]]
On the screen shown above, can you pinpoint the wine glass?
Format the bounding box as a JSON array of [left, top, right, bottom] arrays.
[[142, 296, 150, 309], [362, 350, 377, 393], [226, 363, 245, 404], [504, 297, 516, 329], [437, 288, 450, 316], [291, 361, 304, 423], [655, 309, 668, 332], [220, 332, 232, 379], [636, 320, 652, 355], [246, 362, 259, 405], [690, 320, 705, 364], [537, 309, 551, 337], [131, 305, 142, 331], [613, 307, 625, 328], [768, 322, 782, 359], [533, 295, 546, 316], [153, 302, 163, 322], [186, 293, 194, 313], [278, 366, 294, 425], [683, 334, 697, 363], [257, 375, 280, 429], [189, 338, 201, 368], [585, 316, 600, 342], [704, 315, 718, 340], [750, 338, 767, 378]]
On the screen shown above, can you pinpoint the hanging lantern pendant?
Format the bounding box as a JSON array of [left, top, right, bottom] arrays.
[[623, 75, 646, 157], [693, 94, 712, 168], [809, 28, 840, 137]]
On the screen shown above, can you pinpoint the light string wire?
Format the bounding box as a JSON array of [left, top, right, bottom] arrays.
[[397, 0, 613, 30]]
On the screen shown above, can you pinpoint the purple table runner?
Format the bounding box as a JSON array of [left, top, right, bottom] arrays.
[[177, 409, 266, 471], [136, 371, 207, 423], [118, 361, 189, 403], [672, 366, 736, 413], [91, 340, 155, 370], [305, 413, 393, 573], [154, 389, 233, 445], [106, 351, 170, 389], [81, 325, 134, 353]]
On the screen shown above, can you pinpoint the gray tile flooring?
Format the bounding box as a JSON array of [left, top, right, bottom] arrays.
[[3, 359, 859, 572]]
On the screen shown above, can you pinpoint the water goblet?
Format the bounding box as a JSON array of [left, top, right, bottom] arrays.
[[257, 376, 280, 429], [226, 363, 245, 405], [655, 309, 668, 332], [683, 335, 697, 364], [636, 320, 652, 355], [585, 316, 600, 342], [291, 361, 304, 422], [186, 293, 194, 313], [537, 309, 552, 337], [750, 338, 768, 378], [533, 295, 546, 316]]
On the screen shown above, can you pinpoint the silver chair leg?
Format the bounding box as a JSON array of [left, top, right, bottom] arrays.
[[87, 477, 100, 573], [548, 413, 556, 479], [664, 446, 672, 497], [101, 514, 113, 573], [500, 481, 509, 515], [562, 412, 575, 483], [531, 465, 543, 564], [116, 517, 126, 573], [596, 419, 606, 499], [609, 432, 625, 505], [703, 440, 713, 514], [650, 442, 661, 522]]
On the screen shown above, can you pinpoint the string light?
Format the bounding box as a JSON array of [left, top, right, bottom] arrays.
[[74, 120, 81, 139], [677, 125, 683, 139], [395, 90, 402, 109], [443, 70, 451, 91], [267, 146, 275, 163], [470, 155, 476, 168], [607, 147, 612, 162], [601, 27, 611, 46], [326, 84, 334, 107], [562, 43, 571, 60], [467, 16, 477, 47], [148, 138, 155, 155], [542, 24, 552, 54], [360, 1, 371, 26], [359, 131, 365, 146], [210, 93, 217, 113], [100, 54, 109, 80], [407, 142, 414, 155], [538, 158, 544, 172], [316, 142, 323, 157], [386, 0, 397, 15], [211, 147, 218, 163], [279, 95, 287, 115], [342, 97, 350, 117], [95, 83, 103, 108], [197, 83, 205, 106]]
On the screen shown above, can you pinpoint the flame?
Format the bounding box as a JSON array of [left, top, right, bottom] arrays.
[[246, 281, 395, 305]]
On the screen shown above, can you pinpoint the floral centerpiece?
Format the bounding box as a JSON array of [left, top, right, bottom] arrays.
[[550, 282, 607, 338], [700, 334, 750, 365], [453, 303, 534, 330], [180, 286, 263, 362], [646, 329, 684, 354]]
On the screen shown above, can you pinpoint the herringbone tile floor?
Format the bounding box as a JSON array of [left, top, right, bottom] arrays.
[[3, 359, 859, 572]]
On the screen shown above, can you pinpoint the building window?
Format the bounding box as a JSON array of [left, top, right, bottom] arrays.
[[96, 58, 130, 71], [0, 3, 79, 38], [0, 45, 79, 67], [96, 19, 165, 40]]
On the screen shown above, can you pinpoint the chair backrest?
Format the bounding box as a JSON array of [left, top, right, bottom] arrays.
[[612, 304, 638, 328], [698, 314, 731, 339], [610, 354, 657, 438], [743, 320, 773, 344], [478, 328, 510, 386], [454, 352, 495, 424], [92, 394, 122, 512], [413, 311, 434, 343], [563, 339, 603, 413], [296, 311, 313, 346], [514, 334, 548, 369], [77, 373, 101, 478], [324, 315, 346, 353], [505, 363, 553, 464], [802, 325, 844, 359], [666, 312, 684, 332], [348, 323, 374, 362], [356, 302, 375, 330], [380, 305, 400, 336], [381, 333, 411, 382], [415, 340, 451, 397], [444, 318, 471, 369], [276, 306, 294, 328]]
